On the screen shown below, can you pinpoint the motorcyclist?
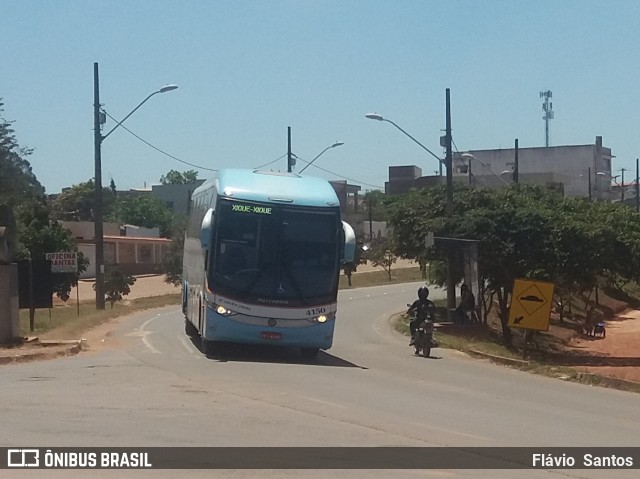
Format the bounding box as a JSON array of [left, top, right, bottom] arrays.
[[407, 286, 436, 345]]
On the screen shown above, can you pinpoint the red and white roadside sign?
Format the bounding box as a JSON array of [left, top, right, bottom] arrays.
[[45, 251, 78, 273]]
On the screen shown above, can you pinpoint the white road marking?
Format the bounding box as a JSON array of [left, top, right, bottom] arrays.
[[137, 316, 161, 354], [178, 334, 198, 356], [297, 396, 348, 409]]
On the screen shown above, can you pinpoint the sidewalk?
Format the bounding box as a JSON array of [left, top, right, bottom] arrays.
[[1, 274, 181, 365]]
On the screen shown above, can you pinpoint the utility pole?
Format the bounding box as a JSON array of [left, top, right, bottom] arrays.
[[588, 167, 592, 201], [287, 127, 293, 173], [621, 168, 626, 204], [445, 89, 456, 321], [93, 62, 105, 310], [368, 196, 373, 241], [514, 138, 519, 183], [636, 158, 640, 213]]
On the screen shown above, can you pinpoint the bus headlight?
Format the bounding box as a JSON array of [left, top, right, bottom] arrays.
[[215, 305, 236, 316], [308, 314, 331, 324]]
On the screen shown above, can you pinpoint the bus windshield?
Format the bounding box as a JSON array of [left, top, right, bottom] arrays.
[[209, 199, 341, 306]]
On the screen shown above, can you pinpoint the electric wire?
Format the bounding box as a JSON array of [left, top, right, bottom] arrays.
[[253, 154, 287, 170], [102, 110, 217, 172], [292, 154, 384, 189], [103, 109, 383, 188]]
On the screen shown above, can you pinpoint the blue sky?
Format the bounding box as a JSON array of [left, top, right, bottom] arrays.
[[2, 0, 640, 193]]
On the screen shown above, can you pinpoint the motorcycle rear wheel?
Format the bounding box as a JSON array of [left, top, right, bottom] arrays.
[[423, 346, 431, 358]]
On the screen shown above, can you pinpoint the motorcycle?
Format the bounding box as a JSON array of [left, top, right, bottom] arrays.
[[407, 305, 436, 358]]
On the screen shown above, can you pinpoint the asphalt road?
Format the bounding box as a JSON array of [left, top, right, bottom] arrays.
[[1, 282, 639, 478]]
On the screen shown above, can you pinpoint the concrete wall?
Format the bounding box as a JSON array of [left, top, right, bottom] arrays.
[[62, 221, 119, 240], [151, 181, 205, 216], [449, 138, 613, 200]]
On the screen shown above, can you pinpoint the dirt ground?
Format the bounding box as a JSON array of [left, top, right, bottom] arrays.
[[54, 274, 181, 304], [567, 308, 640, 383]]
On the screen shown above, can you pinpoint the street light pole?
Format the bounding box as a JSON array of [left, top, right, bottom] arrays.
[[298, 141, 344, 173], [444, 89, 456, 320], [93, 62, 177, 309], [365, 90, 455, 321], [287, 127, 293, 173], [93, 63, 105, 309], [514, 138, 519, 184], [636, 158, 640, 213], [364, 113, 445, 168]]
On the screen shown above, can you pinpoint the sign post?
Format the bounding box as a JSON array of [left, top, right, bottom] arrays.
[[508, 278, 555, 358], [45, 252, 80, 315]]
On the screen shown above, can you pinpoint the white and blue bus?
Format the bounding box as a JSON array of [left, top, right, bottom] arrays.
[[182, 169, 355, 359]]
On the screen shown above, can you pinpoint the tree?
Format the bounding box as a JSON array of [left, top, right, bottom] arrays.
[[109, 195, 176, 238], [16, 198, 88, 329], [159, 169, 198, 185], [386, 183, 640, 346], [95, 270, 136, 308], [0, 99, 44, 206], [163, 219, 185, 286], [50, 179, 117, 222], [366, 237, 397, 282]]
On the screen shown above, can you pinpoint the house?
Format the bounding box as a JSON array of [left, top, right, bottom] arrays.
[[63, 221, 171, 278]]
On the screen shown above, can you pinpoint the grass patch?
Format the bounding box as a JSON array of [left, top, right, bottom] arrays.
[[339, 267, 424, 289], [19, 295, 180, 339]]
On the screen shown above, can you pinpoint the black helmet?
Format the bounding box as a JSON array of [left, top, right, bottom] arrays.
[[418, 286, 429, 300]]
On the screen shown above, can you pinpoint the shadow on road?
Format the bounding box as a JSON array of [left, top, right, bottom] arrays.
[[188, 336, 366, 369]]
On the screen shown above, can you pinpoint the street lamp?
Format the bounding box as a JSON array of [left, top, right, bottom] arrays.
[[298, 141, 345, 173], [460, 153, 510, 186], [93, 62, 177, 309], [365, 113, 445, 168], [365, 90, 456, 319]]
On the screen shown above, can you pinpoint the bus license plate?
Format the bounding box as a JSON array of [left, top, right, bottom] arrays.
[[260, 332, 282, 340]]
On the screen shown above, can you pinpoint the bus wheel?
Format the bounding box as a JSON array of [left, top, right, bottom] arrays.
[[185, 319, 198, 337], [300, 348, 319, 361]]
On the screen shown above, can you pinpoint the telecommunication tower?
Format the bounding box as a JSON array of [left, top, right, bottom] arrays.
[[540, 90, 554, 147]]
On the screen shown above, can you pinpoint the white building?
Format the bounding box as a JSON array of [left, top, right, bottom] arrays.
[[451, 136, 613, 200]]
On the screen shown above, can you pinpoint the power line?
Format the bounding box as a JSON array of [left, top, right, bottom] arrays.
[[253, 153, 287, 170], [102, 109, 384, 188], [292, 154, 384, 189], [102, 110, 217, 172]]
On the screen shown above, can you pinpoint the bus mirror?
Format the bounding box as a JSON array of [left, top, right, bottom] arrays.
[[342, 221, 356, 263], [200, 208, 214, 249]]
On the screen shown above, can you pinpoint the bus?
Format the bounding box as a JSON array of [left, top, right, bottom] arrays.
[[182, 169, 355, 359]]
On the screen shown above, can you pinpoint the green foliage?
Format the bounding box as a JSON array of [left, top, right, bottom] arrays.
[[386, 183, 640, 344], [365, 237, 397, 282], [15, 198, 88, 301], [50, 179, 117, 221], [163, 219, 185, 286], [159, 169, 198, 185], [1, 100, 89, 303], [95, 270, 137, 308], [109, 195, 176, 237], [363, 189, 389, 222], [0, 99, 45, 205]]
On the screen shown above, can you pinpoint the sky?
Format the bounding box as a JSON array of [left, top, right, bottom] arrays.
[[2, 0, 640, 194]]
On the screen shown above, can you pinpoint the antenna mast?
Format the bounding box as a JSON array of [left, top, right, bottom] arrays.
[[540, 90, 554, 147]]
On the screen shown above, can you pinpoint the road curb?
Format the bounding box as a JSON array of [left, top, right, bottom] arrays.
[[0, 340, 82, 365], [574, 371, 640, 391], [468, 349, 530, 366]]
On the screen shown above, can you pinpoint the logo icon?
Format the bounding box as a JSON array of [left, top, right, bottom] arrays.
[[7, 449, 40, 468]]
